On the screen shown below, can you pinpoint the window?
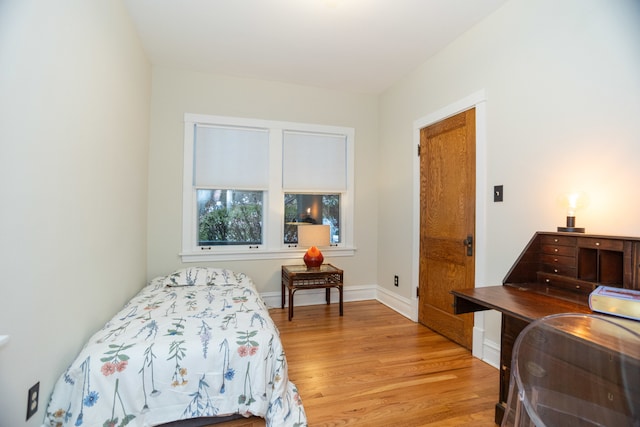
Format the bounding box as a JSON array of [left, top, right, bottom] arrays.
[[198, 189, 263, 246], [181, 114, 354, 261], [284, 193, 341, 245]]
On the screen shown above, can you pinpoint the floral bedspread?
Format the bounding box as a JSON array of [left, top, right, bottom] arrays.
[[43, 268, 307, 427]]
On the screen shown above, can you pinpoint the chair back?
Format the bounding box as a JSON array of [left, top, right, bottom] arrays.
[[502, 313, 640, 427]]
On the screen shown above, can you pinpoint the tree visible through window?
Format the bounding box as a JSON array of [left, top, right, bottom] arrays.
[[197, 189, 262, 246]]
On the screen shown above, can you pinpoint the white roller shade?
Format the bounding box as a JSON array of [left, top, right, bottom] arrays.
[[194, 125, 269, 189], [282, 131, 347, 191]]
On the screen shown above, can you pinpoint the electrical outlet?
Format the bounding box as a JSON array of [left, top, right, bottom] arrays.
[[26, 382, 39, 420], [494, 185, 504, 202], [394, 275, 399, 287]]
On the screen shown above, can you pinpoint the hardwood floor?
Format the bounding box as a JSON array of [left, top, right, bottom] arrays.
[[208, 300, 499, 427]]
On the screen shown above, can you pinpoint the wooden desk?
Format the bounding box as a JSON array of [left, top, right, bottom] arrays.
[[453, 285, 592, 322], [452, 231, 640, 424], [452, 285, 593, 424], [281, 264, 343, 321]]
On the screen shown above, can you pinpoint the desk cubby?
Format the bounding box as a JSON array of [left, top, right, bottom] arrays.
[[578, 247, 624, 285]]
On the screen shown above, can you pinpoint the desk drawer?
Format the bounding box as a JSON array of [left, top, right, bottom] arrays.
[[517, 334, 640, 417], [534, 327, 640, 391], [541, 244, 576, 257], [540, 263, 576, 277], [539, 235, 577, 246], [577, 237, 624, 251], [540, 254, 575, 267], [537, 272, 596, 294], [518, 353, 639, 418]]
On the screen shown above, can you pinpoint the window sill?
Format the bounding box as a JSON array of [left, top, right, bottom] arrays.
[[180, 247, 356, 263]]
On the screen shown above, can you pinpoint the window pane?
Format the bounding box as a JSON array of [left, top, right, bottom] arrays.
[[198, 189, 263, 246], [284, 194, 340, 244]]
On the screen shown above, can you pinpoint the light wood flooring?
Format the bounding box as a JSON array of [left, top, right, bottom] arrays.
[[208, 300, 499, 427]]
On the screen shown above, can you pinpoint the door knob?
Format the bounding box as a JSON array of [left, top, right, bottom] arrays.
[[463, 235, 473, 256]]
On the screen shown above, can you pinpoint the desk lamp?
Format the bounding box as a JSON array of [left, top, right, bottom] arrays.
[[298, 224, 330, 269], [557, 192, 587, 233]]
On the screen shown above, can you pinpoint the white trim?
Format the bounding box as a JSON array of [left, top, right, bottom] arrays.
[[180, 247, 356, 263], [411, 90, 489, 359], [376, 286, 416, 320], [469, 311, 500, 368], [260, 284, 376, 309], [260, 285, 415, 323], [260, 285, 412, 328]]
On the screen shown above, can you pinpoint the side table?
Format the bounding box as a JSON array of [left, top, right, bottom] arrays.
[[281, 264, 344, 321]]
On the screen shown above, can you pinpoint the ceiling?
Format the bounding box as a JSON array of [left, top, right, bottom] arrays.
[[123, 0, 508, 94]]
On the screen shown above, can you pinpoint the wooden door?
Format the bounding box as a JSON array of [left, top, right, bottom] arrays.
[[418, 108, 475, 349]]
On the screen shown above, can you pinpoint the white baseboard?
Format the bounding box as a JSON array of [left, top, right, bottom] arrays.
[[375, 286, 417, 321], [260, 284, 377, 310], [262, 284, 414, 321], [471, 311, 500, 369], [481, 338, 500, 369]]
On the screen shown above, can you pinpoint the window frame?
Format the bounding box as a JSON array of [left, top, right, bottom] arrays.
[[181, 113, 355, 262]]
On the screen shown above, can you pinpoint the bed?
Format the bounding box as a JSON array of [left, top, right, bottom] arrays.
[[43, 267, 307, 427]]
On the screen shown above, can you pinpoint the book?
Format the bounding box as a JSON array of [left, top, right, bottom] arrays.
[[589, 286, 640, 321]]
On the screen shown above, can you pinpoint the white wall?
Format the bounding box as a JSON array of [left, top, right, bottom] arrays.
[[378, 0, 640, 350], [0, 1, 151, 426], [146, 68, 380, 294]]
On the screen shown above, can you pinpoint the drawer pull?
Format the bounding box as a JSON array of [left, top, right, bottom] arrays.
[[554, 269, 558, 273], [554, 248, 559, 252], [554, 238, 559, 242], [608, 392, 614, 401], [554, 258, 558, 262], [595, 242, 600, 246], [545, 279, 551, 283], [575, 285, 581, 289]]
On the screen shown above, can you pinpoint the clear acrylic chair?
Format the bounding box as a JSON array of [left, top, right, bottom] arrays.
[[502, 313, 640, 427]]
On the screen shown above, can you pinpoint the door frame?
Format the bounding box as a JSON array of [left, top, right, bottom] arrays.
[[411, 90, 488, 360]]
